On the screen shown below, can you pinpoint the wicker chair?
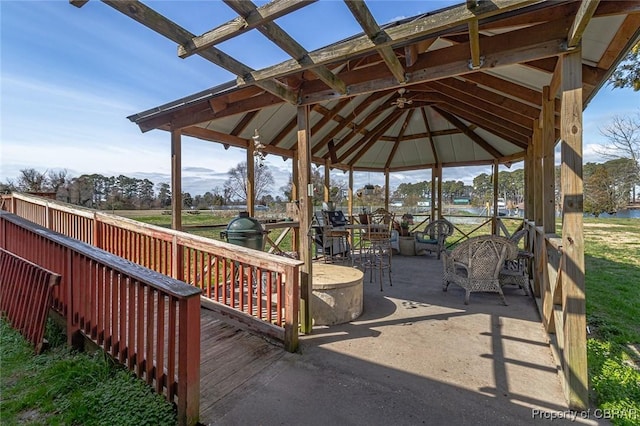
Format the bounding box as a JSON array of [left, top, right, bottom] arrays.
[[442, 235, 518, 305], [499, 229, 532, 295], [414, 218, 454, 259]]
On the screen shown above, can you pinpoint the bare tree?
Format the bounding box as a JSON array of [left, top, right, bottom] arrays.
[[224, 161, 274, 203], [596, 112, 640, 202]]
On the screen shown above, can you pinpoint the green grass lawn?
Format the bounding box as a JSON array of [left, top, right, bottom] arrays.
[[582, 218, 640, 425], [0, 318, 176, 425]]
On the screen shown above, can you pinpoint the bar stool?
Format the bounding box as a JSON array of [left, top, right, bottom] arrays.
[[361, 209, 394, 290]]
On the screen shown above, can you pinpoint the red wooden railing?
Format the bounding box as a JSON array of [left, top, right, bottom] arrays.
[[2, 192, 302, 352], [0, 248, 61, 353], [0, 211, 201, 426]]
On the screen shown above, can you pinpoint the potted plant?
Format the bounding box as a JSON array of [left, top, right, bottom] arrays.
[[400, 213, 414, 236]]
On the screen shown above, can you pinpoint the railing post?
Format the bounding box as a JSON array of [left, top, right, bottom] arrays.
[[93, 213, 102, 249], [65, 247, 82, 349], [172, 236, 184, 281], [283, 265, 299, 352], [177, 295, 200, 426]]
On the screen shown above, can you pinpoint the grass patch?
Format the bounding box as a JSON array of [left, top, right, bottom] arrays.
[[584, 217, 640, 425], [0, 317, 176, 426]]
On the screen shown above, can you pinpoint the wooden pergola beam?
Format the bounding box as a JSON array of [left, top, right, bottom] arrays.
[[567, 0, 600, 49], [178, 0, 316, 58], [344, 0, 407, 84], [301, 17, 570, 104], [224, 0, 347, 95], [249, 0, 539, 84], [101, 0, 298, 104]]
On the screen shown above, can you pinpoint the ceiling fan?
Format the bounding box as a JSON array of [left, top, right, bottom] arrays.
[[390, 88, 413, 109]]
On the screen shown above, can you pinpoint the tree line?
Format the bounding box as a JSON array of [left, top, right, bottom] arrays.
[[3, 112, 637, 215]]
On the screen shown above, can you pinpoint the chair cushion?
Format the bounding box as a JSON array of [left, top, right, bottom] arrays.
[[416, 237, 438, 244]]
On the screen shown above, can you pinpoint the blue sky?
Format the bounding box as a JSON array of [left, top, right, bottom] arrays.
[[1, 1, 638, 196]]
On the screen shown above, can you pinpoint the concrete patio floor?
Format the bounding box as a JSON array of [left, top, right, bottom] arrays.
[[205, 254, 606, 425]]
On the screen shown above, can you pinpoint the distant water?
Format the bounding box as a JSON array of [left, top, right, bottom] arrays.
[[585, 209, 640, 219], [445, 206, 640, 219]]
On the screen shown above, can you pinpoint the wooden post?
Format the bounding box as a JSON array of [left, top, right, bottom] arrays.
[[247, 137, 255, 217], [560, 49, 587, 410], [171, 130, 183, 281], [384, 168, 390, 210], [348, 168, 354, 221], [291, 151, 299, 253], [436, 166, 442, 219], [542, 86, 556, 235], [297, 106, 313, 334], [430, 167, 436, 220], [492, 161, 499, 235], [324, 158, 331, 203], [177, 295, 201, 426], [533, 119, 543, 226], [525, 143, 534, 221]]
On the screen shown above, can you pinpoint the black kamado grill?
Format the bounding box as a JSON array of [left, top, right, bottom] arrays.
[[220, 211, 267, 251]]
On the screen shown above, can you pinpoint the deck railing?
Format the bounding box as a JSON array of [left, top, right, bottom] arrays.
[[0, 211, 202, 426], [2, 192, 302, 352], [523, 219, 585, 406]]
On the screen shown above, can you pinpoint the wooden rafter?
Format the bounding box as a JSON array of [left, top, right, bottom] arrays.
[[311, 91, 389, 155], [436, 77, 542, 123], [435, 102, 529, 148], [178, 0, 316, 58], [300, 16, 571, 104], [343, 0, 406, 84], [345, 109, 405, 166], [421, 108, 439, 165], [385, 109, 414, 169], [248, 0, 540, 84], [230, 110, 259, 136], [101, 0, 297, 104], [427, 81, 534, 130], [434, 107, 503, 159], [224, 0, 347, 94], [567, 0, 601, 49]]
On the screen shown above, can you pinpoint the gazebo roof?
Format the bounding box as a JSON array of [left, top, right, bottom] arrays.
[[120, 0, 640, 173]]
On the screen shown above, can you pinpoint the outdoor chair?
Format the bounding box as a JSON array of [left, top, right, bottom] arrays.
[[499, 229, 532, 296], [362, 209, 394, 290], [414, 218, 454, 259], [313, 211, 350, 263], [442, 235, 518, 305]]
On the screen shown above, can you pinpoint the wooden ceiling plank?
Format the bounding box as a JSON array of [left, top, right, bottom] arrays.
[[344, 0, 407, 84], [248, 0, 540, 84], [225, 0, 347, 94], [434, 107, 503, 158], [567, 0, 601, 49], [178, 0, 316, 58], [182, 126, 294, 159], [102, 0, 297, 104]]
